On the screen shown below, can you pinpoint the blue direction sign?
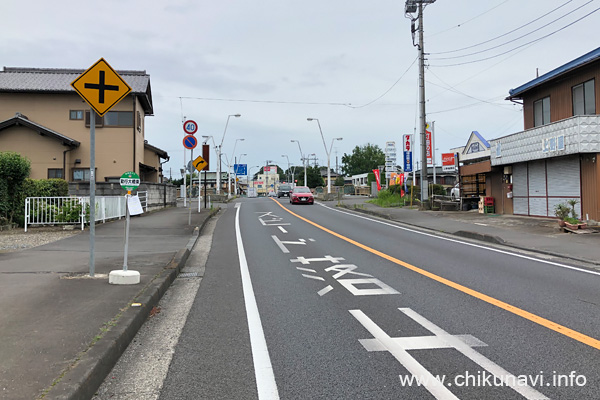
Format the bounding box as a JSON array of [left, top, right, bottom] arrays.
[[183, 135, 197, 149], [234, 164, 247, 175]]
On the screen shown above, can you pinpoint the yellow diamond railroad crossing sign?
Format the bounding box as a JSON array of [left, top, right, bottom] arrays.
[[71, 58, 132, 117], [193, 155, 208, 172]]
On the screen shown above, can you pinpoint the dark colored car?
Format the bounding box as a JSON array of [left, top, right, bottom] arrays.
[[277, 184, 293, 198], [290, 186, 314, 205]]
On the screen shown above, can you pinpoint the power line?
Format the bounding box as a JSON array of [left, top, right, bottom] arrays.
[[430, 0, 595, 60], [431, 0, 574, 55], [428, 0, 510, 37], [348, 56, 418, 108], [430, 6, 600, 67]]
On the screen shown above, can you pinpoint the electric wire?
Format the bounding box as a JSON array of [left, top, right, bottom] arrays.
[[430, 6, 600, 67], [430, 0, 595, 60], [428, 0, 510, 37], [432, 0, 574, 54], [348, 56, 418, 108]]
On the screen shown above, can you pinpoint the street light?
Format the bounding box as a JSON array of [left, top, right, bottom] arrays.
[[291, 139, 307, 186], [216, 114, 241, 195], [281, 154, 292, 183], [229, 138, 245, 197], [307, 118, 342, 194]]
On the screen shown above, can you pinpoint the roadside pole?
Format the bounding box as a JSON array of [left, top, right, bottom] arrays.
[[109, 171, 141, 285], [89, 110, 96, 276], [70, 58, 132, 278]]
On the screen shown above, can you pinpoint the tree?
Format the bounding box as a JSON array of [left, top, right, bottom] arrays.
[[334, 175, 345, 186], [296, 165, 325, 188], [0, 152, 31, 224], [341, 143, 385, 176]]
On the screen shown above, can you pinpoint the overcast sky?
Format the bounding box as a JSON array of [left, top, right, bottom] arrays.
[[3, 0, 599, 180]]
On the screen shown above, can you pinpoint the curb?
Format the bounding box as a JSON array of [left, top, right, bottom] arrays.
[[44, 208, 219, 400]]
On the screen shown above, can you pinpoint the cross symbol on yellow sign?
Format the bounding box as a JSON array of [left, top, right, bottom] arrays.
[[193, 155, 208, 172], [70, 58, 132, 116]]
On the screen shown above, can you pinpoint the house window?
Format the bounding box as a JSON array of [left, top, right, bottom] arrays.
[[104, 111, 133, 127], [467, 142, 481, 154], [534, 96, 550, 127], [572, 79, 595, 116], [72, 168, 93, 181], [48, 168, 64, 179], [69, 110, 84, 120], [85, 111, 104, 127]]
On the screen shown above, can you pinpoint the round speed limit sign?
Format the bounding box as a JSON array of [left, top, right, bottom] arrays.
[[183, 120, 198, 135]]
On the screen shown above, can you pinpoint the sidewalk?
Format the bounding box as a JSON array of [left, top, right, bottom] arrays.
[[335, 195, 600, 268], [0, 203, 216, 400]]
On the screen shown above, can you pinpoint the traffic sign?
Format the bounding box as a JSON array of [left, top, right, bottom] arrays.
[[193, 155, 208, 171], [70, 58, 132, 117], [183, 120, 198, 135], [120, 171, 140, 191], [183, 135, 198, 149]]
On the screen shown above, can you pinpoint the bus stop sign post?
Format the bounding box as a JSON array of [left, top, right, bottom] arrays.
[[108, 171, 141, 285]]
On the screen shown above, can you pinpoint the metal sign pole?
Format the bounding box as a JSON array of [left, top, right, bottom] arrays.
[[89, 109, 96, 277], [123, 192, 130, 271], [189, 148, 193, 225]]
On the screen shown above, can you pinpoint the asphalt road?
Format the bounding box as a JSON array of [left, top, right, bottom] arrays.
[[97, 197, 600, 399]]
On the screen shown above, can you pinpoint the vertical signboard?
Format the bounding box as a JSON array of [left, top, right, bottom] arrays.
[[403, 134, 413, 173], [385, 141, 396, 180], [426, 122, 434, 166]]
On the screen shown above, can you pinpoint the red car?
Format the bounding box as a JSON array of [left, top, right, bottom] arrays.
[[290, 186, 314, 205]]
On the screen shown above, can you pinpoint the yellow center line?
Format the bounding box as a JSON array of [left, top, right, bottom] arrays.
[[271, 198, 600, 350]]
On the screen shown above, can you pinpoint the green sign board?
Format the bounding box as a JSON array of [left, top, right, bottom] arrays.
[[120, 171, 140, 191]]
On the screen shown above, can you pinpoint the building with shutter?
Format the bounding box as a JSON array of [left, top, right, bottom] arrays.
[[489, 47, 600, 220], [0, 67, 169, 183]]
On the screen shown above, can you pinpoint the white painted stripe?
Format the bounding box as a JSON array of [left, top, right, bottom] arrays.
[[350, 310, 459, 400], [317, 285, 333, 296], [296, 267, 317, 273], [271, 235, 290, 253], [473, 222, 488, 226], [235, 205, 280, 399], [302, 274, 325, 281], [278, 226, 287, 233], [400, 308, 548, 400], [319, 203, 600, 277]]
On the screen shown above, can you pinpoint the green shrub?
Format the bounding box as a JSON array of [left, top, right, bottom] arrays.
[[0, 152, 31, 224]]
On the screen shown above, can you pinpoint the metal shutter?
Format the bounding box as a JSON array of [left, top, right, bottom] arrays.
[[512, 163, 528, 215], [528, 160, 547, 216], [547, 155, 581, 217]]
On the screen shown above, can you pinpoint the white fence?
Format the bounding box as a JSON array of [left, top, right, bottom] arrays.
[[24, 192, 147, 232]]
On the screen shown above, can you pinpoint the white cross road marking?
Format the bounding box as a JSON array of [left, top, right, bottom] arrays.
[[271, 235, 307, 253], [290, 255, 345, 265], [302, 274, 325, 281], [324, 264, 373, 279], [317, 285, 334, 296], [351, 308, 548, 400], [399, 308, 548, 400], [260, 218, 291, 226], [296, 267, 317, 273], [256, 211, 278, 218], [338, 279, 400, 296], [278, 226, 288, 233]]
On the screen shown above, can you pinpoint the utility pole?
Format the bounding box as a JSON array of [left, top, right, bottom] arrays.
[[405, 0, 435, 207]]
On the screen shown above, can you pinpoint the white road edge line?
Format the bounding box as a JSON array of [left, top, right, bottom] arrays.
[[235, 204, 280, 399], [318, 203, 600, 277]]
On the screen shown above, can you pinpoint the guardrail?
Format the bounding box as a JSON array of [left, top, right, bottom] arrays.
[[24, 192, 147, 232]]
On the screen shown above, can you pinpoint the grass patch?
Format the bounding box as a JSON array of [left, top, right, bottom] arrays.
[[367, 191, 412, 208]]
